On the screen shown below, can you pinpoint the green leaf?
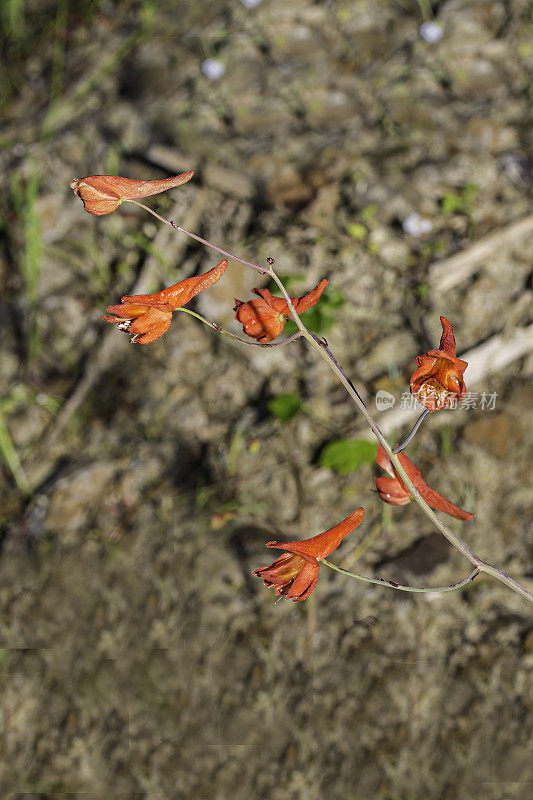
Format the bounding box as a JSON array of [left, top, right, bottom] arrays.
[[441, 183, 478, 215], [441, 192, 463, 214], [319, 439, 378, 474], [347, 222, 367, 240], [361, 203, 378, 221], [268, 393, 302, 423]]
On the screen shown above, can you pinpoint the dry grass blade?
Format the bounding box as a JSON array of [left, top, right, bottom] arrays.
[[429, 215, 533, 293]]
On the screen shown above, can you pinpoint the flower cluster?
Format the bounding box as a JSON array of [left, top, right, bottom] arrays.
[[71, 171, 480, 604], [70, 174, 329, 349]]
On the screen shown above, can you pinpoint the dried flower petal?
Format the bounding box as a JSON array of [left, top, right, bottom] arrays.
[[375, 445, 474, 521], [71, 171, 194, 215]]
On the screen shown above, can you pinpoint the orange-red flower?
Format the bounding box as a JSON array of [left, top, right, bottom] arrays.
[[234, 279, 328, 343], [410, 316, 468, 411], [375, 444, 474, 521], [253, 507, 365, 601], [101, 260, 227, 344], [70, 171, 194, 215]]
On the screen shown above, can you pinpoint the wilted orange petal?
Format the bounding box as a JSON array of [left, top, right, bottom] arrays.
[[375, 476, 411, 506], [286, 561, 320, 600], [411, 480, 474, 521], [71, 171, 194, 215], [234, 298, 286, 342], [375, 447, 474, 521], [293, 278, 328, 314], [128, 307, 172, 344], [376, 444, 395, 477], [102, 303, 155, 319], [253, 288, 290, 315], [100, 313, 124, 323], [438, 316, 456, 356], [256, 552, 306, 586], [123, 260, 227, 310], [271, 508, 365, 561], [70, 180, 121, 215]]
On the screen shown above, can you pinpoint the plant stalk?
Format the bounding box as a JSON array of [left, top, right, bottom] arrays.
[[127, 201, 533, 604]]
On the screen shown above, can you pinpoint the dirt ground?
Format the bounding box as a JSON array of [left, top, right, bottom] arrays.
[[0, 1, 532, 798]]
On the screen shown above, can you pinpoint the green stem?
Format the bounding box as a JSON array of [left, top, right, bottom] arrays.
[[176, 307, 301, 348], [322, 560, 481, 594], [393, 409, 430, 453], [127, 201, 267, 275], [0, 412, 30, 495]]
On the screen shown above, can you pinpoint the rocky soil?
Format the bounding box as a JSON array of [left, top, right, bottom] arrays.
[[0, 1, 532, 797]]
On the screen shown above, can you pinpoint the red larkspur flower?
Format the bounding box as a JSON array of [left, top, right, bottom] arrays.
[[410, 316, 468, 411], [70, 171, 194, 215], [234, 279, 328, 343], [375, 444, 474, 521], [101, 260, 227, 344], [253, 507, 365, 601]]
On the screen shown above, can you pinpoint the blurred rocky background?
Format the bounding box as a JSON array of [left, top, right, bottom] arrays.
[[0, 0, 532, 797]]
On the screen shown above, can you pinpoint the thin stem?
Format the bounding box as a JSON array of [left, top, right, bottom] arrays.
[[393, 409, 430, 453], [176, 307, 301, 348], [322, 560, 481, 594], [129, 201, 533, 604], [479, 562, 533, 601], [0, 411, 31, 495], [126, 200, 268, 275]]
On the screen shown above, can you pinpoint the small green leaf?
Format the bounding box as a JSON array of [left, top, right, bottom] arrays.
[[361, 203, 378, 221], [441, 192, 462, 214], [268, 393, 302, 423], [347, 222, 367, 240], [441, 184, 478, 215], [319, 439, 378, 474]]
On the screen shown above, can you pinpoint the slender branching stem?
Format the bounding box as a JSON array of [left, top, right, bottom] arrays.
[[266, 268, 533, 603], [126, 200, 533, 604], [393, 409, 430, 453], [126, 200, 268, 275], [321, 561, 481, 594], [177, 307, 301, 348]]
